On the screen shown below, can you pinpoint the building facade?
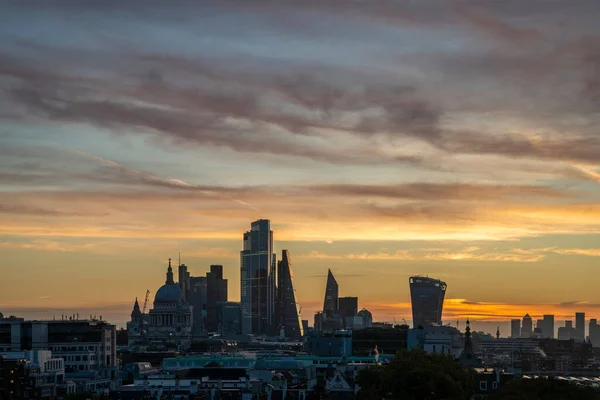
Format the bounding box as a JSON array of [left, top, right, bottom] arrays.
[[0, 316, 117, 383], [409, 276, 447, 328], [575, 312, 585, 342], [521, 314, 533, 338], [206, 265, 228, 333], [240, 219, 276, 336], [541, 315, 555, 339], [338, 297, 358, 328], [216, 302, 242, 335], [510, 319, 521, 338]]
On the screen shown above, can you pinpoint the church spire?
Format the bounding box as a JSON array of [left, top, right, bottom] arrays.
[[166, 258, 174, 284]]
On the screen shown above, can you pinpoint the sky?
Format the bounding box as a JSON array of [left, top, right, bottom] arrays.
[[1, 1, 600, 334]]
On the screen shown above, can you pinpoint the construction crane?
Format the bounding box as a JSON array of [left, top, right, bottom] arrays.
[[142, 290, 150, 314], [139, 290, 150, 346]]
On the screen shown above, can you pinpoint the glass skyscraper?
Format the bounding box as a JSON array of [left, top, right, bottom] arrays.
[[409, 276, 447, 328], [240, 219, 276, 335]]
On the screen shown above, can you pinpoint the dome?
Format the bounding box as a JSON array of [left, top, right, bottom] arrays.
[[154, 283, 185, 306], [357, 308, 372, 319]]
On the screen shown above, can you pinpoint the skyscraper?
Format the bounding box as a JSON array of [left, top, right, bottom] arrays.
[[510, 319, 521, 338], [541, 315, 554, 339], [409, 276, 446, 328], [276, 250, 303, 339], [589, 319, 600, 346], [240, 219, 276, 335], [575, 312, 585, 342], [338, 297, 359, 327], [323, 270, 339, 317], [521, 314, 533, 338], [188, 276, 207, 335], [179, 263, 191, 302], [206, 265, 228, 333]]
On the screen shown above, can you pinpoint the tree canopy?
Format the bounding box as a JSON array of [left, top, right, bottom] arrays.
[[488, 379, 599, 400], [356, 349, 475, 400]]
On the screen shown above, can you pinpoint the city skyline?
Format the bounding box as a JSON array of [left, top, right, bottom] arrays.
[[2, 2, 600, 333]]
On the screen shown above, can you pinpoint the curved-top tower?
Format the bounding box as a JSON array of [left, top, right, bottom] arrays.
[[409, 276, 447, 328]]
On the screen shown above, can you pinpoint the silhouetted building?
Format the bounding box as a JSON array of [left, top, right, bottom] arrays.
[[216, 302, 241, 335], [521, 314, 533, 338], [305, 331, 352, 357], [541, 315, 554, 339], [510, 319, 520, 338], [459, 320, 481, 367], [146, 259, 193, 348], [240, 219, 276, 335], [323, 270, 339, 317], [590, 319, 600, 347], [338, 297, 358, 328], [575, 312, 585, 342], [188, 276, 207, 335], [275, 250, 303, 339], [558, 320, 576, 340], [178, 263, 191, 302], [352, 325, 408, 355], [206, 265, 228, 333], [302, 320, 309, 334], [409, 276, 446, 328]]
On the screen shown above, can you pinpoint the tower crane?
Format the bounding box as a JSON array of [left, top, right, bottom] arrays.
[[139, 290, 150, 344], [142, 290, 150, 314]]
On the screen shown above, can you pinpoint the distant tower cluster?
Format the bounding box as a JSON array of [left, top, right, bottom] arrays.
[[313, 270, 369, 332], [409, 276, 447, 328], [240, 219, 303, 337]]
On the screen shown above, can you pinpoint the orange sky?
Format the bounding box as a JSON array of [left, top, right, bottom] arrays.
[[1, 1, 600, 336]]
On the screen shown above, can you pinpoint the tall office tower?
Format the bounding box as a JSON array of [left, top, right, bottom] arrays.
[[542, 315, 555, 339], [323, 270, 339, 317], [409, 276, 447, 328], [275, 250, 303, 339], [178, 263, 191, 301], [240, 219, 275, 335], [575, 312, 585, 342], [521, 314, 533, 337], [268, 256, 277, 333], [510, 319, 521, 338], [339, 297, 359, 319], [206, 265, 228, 333], [188, 276, 207, 335]]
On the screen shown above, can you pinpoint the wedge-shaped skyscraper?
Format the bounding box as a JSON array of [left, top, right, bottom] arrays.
[[409, 276, 447, 328], [323, 269, 339, 317], [276, 250, 303, 338]]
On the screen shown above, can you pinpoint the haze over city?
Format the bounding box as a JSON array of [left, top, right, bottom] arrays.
[[1, 1, 600, 334]]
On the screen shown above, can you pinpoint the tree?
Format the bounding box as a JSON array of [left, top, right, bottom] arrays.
[[488, 379, 599, 400], [356, 349, 475, 400]]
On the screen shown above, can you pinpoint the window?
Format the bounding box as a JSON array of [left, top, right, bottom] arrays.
[[479, 381, 488, 392], [492, 381, 498, 390]]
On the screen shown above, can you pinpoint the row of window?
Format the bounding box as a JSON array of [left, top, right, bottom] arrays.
[[52, 345, 111, 352]]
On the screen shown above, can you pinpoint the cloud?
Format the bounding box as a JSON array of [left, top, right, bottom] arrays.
[[552, 248, 600, 257], [302, 247, 545, 263]]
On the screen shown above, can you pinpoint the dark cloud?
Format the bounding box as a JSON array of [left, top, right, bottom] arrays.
[[310, 182, 569, 202], [2, 2, 600, 167]]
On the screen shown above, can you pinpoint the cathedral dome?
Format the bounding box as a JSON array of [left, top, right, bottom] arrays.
[[153, 258, 186, 307], [154, 283, 184, 305]]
